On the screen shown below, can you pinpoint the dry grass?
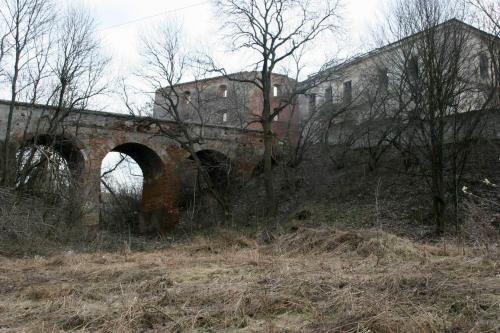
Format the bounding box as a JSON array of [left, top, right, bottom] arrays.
[[0, 187, 89, 257], [0, 227, 499, 333]]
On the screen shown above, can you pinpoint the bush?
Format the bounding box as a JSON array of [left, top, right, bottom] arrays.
[[99, 185, 142, 234], [0, 186, 86, 256]]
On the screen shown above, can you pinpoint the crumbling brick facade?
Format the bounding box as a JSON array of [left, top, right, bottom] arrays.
[[153, 71, 301, 145]]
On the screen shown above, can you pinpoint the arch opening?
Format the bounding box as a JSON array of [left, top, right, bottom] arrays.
[[111, 143, 163, 182], [15, 134, 84, 199], [100, 143, 165, 234], [188, 150, 232, 190], [178, 149, 232, 223]]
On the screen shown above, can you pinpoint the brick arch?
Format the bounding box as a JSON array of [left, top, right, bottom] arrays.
[[101, 141, 179, 234], [204, 143, 262, 181], [13, 133, 89, 193], [197, 142, 240, 161], [110, 142, 164, 182], [18, 133, 87, 175], [188, 149, 233, 190], [11, 132, 96, 226]]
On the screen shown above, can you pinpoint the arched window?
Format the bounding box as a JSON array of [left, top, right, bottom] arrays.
[[309, 93, 316, 112], [222, 112, 228, 122], [479, 53, 489, 79], [324, 86, 333, 105], [343, 81, 352, 104], [218, 85, 228, 98], [408, 56, 419, 81], [183, 91, 191, 104], [378, 67, 389, 92], [273, 85, 280, 97]]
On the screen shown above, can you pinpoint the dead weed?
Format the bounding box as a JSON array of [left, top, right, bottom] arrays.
[[0, 228, 498, 332]]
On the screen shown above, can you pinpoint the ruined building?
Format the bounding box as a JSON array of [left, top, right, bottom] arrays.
[[153, 72, 300, 143], [152, 20, 499, 145]]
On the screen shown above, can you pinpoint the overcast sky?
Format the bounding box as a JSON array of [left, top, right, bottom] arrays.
[[73, 0, 384, 112], [86, 0, 382, 62]]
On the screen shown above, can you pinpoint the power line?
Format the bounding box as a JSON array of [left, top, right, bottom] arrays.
[[96, 1, 210, 32]]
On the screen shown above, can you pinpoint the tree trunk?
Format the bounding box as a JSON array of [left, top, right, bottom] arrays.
[[433, 191, 446, 234], [262, 114, 276, 215], [2, 59, 20, 187], [431, 148, 446, 234]]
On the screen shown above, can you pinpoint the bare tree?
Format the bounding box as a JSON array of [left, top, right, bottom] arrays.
[[47, 6, 108, 122], [282, 52, 344, 169], [468, 0, 500, 107], [1, 0, 54, 185], [0, 15, 10, 80], [137, 23, 231, 217], [309, 64, 367, 170], [469, 0, 500, 33], [285, 100, 321, 168], [15, 5, 109, 191], [354, 64, 410, 171], [377, 0, 494, 234], [212, 0, 342, 213]]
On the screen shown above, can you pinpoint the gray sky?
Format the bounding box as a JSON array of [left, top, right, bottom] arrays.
[[89, 0, 382, 66], [81, 0, 384, 111]]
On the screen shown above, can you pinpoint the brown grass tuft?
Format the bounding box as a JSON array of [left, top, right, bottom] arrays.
[[0, 227, 498, 332]]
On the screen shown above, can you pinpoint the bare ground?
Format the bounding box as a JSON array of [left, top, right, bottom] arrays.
[[0, 227, 499, 333]]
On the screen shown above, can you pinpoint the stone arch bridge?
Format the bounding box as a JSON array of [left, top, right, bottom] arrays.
[[0, 101, 264, 233]]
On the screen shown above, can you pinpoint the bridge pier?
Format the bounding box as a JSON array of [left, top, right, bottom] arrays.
[[140, 161, 180, 234], [0, 142, 18, 186], [78, 155, 102, 233]]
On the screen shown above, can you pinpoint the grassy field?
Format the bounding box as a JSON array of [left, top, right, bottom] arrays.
[[0, 227, 498, 332]]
